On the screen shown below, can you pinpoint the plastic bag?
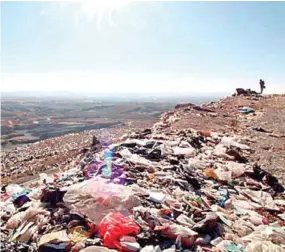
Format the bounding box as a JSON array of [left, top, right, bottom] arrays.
[[39, 230, 70, 246], [69, 226, 92, 244], [220, 137, 251, 150], [173, 147, 196, 158], [242, 225, 285, 245], [243, 190, 279, 211], [245, 241, 285, 252], [226, 162, 246, 178], [238, 107, 255, 114], [6, 184, 24, 197], [198, 130, 211, 137], [80, 246, 117, 252], [204, 168, 218, 180], [120, 236, 141, 251], [6, 206, 50, 229], [39, 173, 54, 184], [161, 224, 198, 248], [193, 213, 219, 233], [6, 184, 29, 200], [63, 178, 140, 224], [215, 170, 232, 182], [0, 199, 16, 218], [83, 161, 126, 184], [98, 212, 140, 250]]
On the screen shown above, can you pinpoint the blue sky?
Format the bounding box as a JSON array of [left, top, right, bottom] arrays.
[[1, 1, 285, 94]]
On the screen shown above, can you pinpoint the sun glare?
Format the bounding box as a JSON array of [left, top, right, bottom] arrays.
[[79, 0, 131, 28], [81, 0, 130, 12]]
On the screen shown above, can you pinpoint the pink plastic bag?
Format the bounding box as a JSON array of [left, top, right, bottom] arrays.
[[98, 212, 140, 250]]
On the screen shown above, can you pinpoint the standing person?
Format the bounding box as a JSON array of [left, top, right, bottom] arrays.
[[259, 79, 266, 94]]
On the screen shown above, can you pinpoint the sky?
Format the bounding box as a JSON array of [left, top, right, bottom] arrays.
[[1, 1, 285, 95]]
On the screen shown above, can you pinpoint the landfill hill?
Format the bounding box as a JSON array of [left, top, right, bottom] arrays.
[[153, 93, 285, 183], [1, 92, 285, 252], [1, 93, 285, 185]]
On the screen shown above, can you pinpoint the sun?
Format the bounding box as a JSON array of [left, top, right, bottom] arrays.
[[79, 0, 131, 29]]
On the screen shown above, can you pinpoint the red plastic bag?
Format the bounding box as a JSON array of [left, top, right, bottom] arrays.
[[98, 212, 140, 250]]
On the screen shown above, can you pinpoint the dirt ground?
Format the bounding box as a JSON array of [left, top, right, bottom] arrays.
[[167, 94, 285, 182], [243, 95, 285, 181]]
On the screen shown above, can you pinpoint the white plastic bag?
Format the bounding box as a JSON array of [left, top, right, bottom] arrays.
[[242, 225, 285, 245], [6, 184, 25, 197], [63, 178, 140, 224], [6, 206, 50, 229], [243, 190, 279, 211], [245, 241, 285, 252]]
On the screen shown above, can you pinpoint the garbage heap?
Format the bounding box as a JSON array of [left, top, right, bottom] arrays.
[[1, 126, 285, 252], [234, 89, 259, 96]]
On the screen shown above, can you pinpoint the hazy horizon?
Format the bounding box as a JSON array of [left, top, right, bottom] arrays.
[[1, 90, 227, 105], [1, 89, 228, 96]]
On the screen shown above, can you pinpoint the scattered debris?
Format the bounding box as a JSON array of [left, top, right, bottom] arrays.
[[1, 93, 285, 252], [1, 123, 285, 252], [235, 88, 259, 96]]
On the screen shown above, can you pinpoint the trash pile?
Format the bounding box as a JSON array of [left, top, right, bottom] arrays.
[[152, 95, 268, 139], [1, 124, 285, 252], [234, 89, 259, 97], [1, 128, 131, 184]]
